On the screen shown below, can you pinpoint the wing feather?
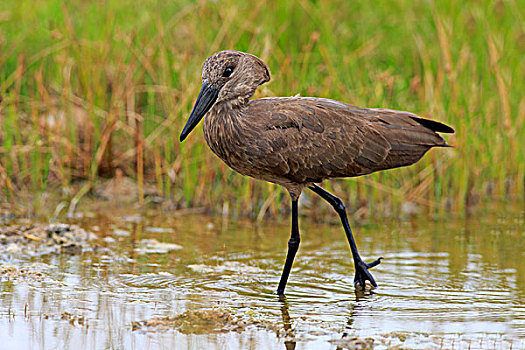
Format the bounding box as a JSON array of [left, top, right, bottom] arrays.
[[240, 97, 453, 183]]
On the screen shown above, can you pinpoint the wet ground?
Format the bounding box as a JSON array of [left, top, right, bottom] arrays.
[[0, 199, 523, 349]]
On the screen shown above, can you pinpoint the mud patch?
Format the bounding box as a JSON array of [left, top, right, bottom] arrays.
[[187, 261, 264, 274], [135, 238, 182, 254], [0, 265, 45, 282], [132, 308, 290, 335], [328, 336, 374, 350], [132, 308, 245, 334], [0, 223, 97, 255]]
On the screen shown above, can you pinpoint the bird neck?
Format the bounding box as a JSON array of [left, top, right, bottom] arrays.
[[207, 95, 251, 127], [202, 97, 250, 169], [215, 94, 251, 111]]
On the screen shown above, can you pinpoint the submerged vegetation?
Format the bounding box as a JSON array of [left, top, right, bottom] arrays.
[[0, 0, 523, 218]]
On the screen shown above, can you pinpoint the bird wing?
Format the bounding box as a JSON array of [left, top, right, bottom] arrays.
[[242, 97, 453, 183]]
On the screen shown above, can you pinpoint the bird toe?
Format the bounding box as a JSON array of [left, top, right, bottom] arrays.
[[354, 258, 380, 289]]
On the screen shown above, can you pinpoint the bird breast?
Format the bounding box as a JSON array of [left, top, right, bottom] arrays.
[[203, 104, 294, 188], [203, 107, 250, 175]]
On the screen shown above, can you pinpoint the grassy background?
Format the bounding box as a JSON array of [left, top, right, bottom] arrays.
[[0, 0, 523, 218]]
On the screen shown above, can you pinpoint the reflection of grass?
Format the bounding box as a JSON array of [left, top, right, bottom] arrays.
[[0, 0, 522, 217]]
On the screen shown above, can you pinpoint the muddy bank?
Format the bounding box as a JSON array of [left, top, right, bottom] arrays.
[[0, 223, 97, 255]]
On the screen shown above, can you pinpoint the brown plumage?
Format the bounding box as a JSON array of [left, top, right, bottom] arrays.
[[180, 50, 454, 295]]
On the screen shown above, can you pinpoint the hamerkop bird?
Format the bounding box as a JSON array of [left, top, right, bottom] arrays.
[[180, 50, 454, 294]]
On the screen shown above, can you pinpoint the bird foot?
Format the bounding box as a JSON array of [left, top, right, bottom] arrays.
[[354, 257, 383, 290]]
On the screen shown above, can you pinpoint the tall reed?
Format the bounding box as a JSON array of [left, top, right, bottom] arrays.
[[0, 0, 523, 217]]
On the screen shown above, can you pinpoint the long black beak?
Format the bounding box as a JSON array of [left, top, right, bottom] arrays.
[[180, 82, 220, 142]]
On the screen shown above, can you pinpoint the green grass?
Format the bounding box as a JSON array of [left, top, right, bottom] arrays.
[[0, 0, 523, 217]]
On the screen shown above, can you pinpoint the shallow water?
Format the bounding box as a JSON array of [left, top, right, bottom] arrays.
[[1, 200, 523, 349]]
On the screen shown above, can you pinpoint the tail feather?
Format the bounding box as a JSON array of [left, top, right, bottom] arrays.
[[409, 116, 455, 134], [371, 113, 454, 170]]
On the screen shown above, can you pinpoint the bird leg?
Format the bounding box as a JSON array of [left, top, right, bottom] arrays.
[[277, 199, 300, 295], [309, 184, 382, 289]]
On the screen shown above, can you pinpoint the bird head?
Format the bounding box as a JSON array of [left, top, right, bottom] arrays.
[[180, 50, 271, 142]]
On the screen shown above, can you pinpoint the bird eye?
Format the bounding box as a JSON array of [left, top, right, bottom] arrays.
[[222, 66, 234, 78]]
